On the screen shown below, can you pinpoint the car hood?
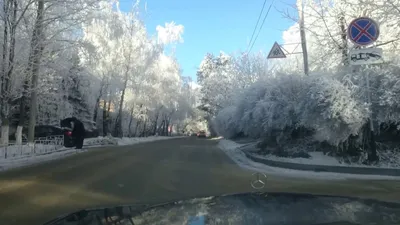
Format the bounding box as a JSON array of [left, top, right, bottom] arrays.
[[43, 192, 400, 225]]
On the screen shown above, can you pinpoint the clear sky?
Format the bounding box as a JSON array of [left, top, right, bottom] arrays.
[[119, 0, 297, 80]]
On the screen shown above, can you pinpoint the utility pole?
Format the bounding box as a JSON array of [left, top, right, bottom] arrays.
[[339, 15, 349, 66], [298, 0, 309, 75]]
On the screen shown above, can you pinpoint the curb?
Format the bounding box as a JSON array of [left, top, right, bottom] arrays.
[[240, 148, 400, 177]]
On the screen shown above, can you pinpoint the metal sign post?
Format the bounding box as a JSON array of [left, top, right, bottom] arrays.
[[348, 17, 380, 161]]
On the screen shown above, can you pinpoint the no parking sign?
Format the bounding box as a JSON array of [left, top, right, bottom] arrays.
[[348, 17, 379, 46]]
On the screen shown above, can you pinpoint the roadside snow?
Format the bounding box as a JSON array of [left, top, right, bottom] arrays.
[[117, 136, 184, 145], [218, 139, 400, 180], [0, 144, 64, 160], [0, 148, 80, 171], [0, 136, 183, 172], [250, 147, 400, 169], [84, 136, 119, 146], [264, 152, 345, 166]]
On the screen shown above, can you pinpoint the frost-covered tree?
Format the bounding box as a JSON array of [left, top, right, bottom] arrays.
[[0, 0, 192, 145], [79, 1, 188, 138]]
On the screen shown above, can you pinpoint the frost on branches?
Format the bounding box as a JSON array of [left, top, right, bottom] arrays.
[[0, 0, 195, 144], [200, 0, 400, 164], [200, 51, 400, 163]]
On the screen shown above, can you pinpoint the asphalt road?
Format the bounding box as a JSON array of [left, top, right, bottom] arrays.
[[1, 137, 400, 225]]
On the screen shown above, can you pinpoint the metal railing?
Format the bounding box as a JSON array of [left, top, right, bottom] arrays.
[[0, 135, 65, 159]]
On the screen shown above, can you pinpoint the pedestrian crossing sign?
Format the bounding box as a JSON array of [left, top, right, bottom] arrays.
[[267, 42, 286, 59]]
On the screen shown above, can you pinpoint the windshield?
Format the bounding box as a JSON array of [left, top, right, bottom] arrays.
[[0, 0, 400, 225]]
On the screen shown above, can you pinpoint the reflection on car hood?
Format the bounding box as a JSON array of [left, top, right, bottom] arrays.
[[43, 192, 400, 225]]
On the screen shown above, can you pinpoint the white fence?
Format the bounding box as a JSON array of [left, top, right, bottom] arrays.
[[0, 135, 65, 159]]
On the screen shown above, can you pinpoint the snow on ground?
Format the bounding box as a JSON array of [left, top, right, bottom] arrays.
[[83, 136, 185, 146], [0, 144, 65, 160], [218, 139, 400, 180], [0, 136, 183, 172], [84, 136, 119, 146], [117, 136, 184, 145], [0, 148, 81, 171], [249, 146, 400, 169], [264, 152, 349, 166]]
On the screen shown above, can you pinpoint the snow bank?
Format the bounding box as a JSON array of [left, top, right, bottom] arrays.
[[83, 136, 184, 146], [252, 148, 400, 169], [0, 148, 81, 171], [218, 139, 400, 180], [117, 136, 184, 145], [0, 144, 64, 160], [84, 136, 119, 146], [261, 152, 355, 166], [0, 136, 183, 172]]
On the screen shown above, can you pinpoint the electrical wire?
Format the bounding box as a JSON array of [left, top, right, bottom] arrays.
[[247, 0, 268, 51], [247, 0, 275, 54]]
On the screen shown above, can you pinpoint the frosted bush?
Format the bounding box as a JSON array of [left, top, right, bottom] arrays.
[[300, 74, 368, 145], [214, 106, 239, 138], [215, 71, 370, 146]]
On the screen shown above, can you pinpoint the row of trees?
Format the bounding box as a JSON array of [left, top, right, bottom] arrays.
[[198, 0, 400, 163], [0, 0, 198, 145]]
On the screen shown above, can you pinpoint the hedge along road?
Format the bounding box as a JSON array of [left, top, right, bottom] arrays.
[[0, 137, 400, 225]]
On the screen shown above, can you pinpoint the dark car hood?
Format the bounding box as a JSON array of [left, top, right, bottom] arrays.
[[43, 192, 400, 225]]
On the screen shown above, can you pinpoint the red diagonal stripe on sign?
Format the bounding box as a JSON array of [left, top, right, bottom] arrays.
[[352, 22, 375, 42]]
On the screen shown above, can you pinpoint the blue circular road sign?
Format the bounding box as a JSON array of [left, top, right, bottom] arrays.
[[348, 17, 379, 46]]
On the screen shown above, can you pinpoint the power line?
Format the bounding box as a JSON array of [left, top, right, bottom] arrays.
[[247, 0, 275, 54], [247, 0, 268, 51]]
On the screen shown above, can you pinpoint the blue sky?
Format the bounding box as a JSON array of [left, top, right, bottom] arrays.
[[119, 0, 296, 80]]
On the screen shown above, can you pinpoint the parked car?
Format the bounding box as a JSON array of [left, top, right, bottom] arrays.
[[197, 131, 207, 138]]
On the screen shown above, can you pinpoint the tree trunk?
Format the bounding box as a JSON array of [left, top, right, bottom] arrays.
[[93, 76, 106, 123], [152, 110, 159, 135], [339, 15, 348, 66], [167, 119, 172, 136], [133, 104, 143, 137], [140, 107, 148, 137], [106, 95, 112, 136], [1, 0, 10, 103], [133, 120, 140, 137], [7, 0, 16, 89], [141, 119, 147, 137], [27, 0, 45, 144], [115, 72, 129, 138], [2, 0, 17, 145], [16, 79, 28, 145], [1, 119, 9, 145], [93, 89, 102, 123], [0, 0, 10, 145], [8, 0, 22, 145], [128, 106, 134, 137], [162, 115, 169, 136], [165, 119, 170, 136], [158, 120, 165, 136], [102, 98, 107, 137], [298, 0, 309, 75]]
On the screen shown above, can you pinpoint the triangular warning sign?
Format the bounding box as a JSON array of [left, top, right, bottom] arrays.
[[267, 42, 286, 59]]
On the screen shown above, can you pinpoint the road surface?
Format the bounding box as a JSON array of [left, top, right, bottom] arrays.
[[0, 137, 400, 225]]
